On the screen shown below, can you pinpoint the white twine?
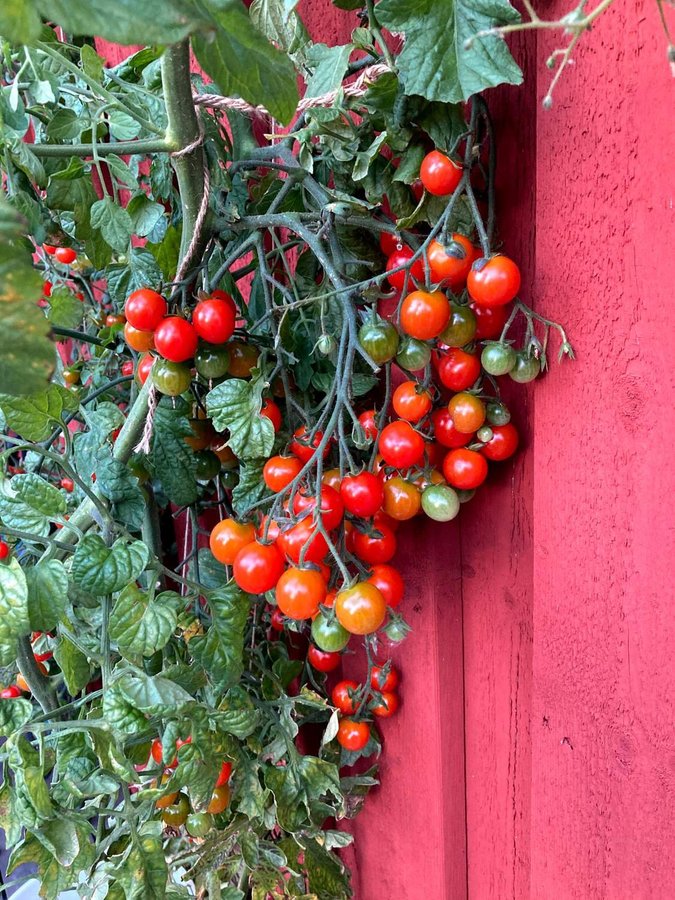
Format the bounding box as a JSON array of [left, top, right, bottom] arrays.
[[133, 384, 158, 455]]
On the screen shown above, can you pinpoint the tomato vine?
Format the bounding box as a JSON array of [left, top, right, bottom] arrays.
[[0, 2, 579, 898]]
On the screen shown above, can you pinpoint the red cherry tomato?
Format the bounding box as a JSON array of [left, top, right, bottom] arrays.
[[42, 280, 52, 298], [290, 426, 329, 463], [276, 566, 326, 620], [0, 685, 23, 699], [357, 409, 379, 440], [367, 563, 405, 608], [292, 485, 344, 531], [136, 353, 155, 385], [154, 317, 198, 363], [392, 381, 433, 423], [385, 247, 425, 292], [442, 448, 489, 490], [124, 288, 167, 332], [54, 246, 77, 264], [470, 302, 511, 340], [215, 761, 233, 787], [233, 541, 285, 594], [121, 360, 134, 377], [426, 234, 474, 287], [371, 691, 399, 718], [192, 293, 236, 344], [337, 718, 370, 751], [378, 421, 425, 469], [467, 255, 521, 307], [276, 518, 329, 564], [481, 423, 519, 461], [60, 477, 74, 493], [263, 455, 302, 492], [400, 290, 450, 340], [308, 645, 341, 672], [0, 541, 9, 561], [432, 408, 474, 448], [332, 680, 361, 715], [43, 244, 56, 255], [351, 525, 397, 565], [420, 150, 462, 196], [340, 471, 384, 518], [436, 348, 481, 392], [270, 607, 285, 631], [379, 231, 400, 257], [261, 399, 282, 432], [371, 664, 400, 692]]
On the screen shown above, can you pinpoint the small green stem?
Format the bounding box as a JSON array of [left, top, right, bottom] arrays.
[[17, 636, 57, 713], [24, 138, 175, 158]]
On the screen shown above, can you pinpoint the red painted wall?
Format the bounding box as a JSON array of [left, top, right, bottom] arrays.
[[98, 0, 675, 895]]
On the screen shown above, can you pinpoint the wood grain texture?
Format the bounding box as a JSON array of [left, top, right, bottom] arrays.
[[530, 1, 675, 897]]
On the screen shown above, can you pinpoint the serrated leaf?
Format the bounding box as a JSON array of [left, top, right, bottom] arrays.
[[101, 680, 148, 735], [13, 473, 67, 518], [0, 0, 42, 44], [105, 247, 161, 304], [191, 3, 299, 125], [46, 108, 83, 142], [34, 818, 80, 867], [249, 0, 310, 66], [8, 833, 74, 900], [0, 477, 51, 538], [231, 457, 267, 516], [107, 107, 142, 141], [194, 548, 230, 590], [90, 197, 133, 253], [126, 194, 165, 237], [53, 635, 90, 695], [116, 670, 193, 713], [119, 830, 168, 900], [191, 585, 251, 690], [206, 377, 274, 460], [109, 585, 178, 658], [146, 223, 180, 280], [104, 154, 139, 190], [0, 383, 78, 441], [71, 534, 149, 596], [148, 397, 198, 506], [25, 559, 69, 631], [0, 560, 30, 663], [304, 43, 352, 98], [47, 287, 85, 329], [0, 697, 33, 737], [376, 0, 522, 103]]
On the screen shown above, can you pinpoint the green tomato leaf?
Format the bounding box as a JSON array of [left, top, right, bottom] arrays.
[[126, 194, 165, 238], [206, 377, 274, 460], [90, 197, 133, 254], [53, 635, 90, 695], [0, 477, 51, 538], [105, 248, 162, 304], [148, 397, 198, 507], [0, 384, 78, 442], [47, 287, 85, 330], [249, 0, 310, 66], [190, 584, 251, 690], [376, 0, 523, 102], [116, 670, 193, 713], [13, 473, 67, 518], [71, 535, 149, 596], [191, 2, 299, 125], [46, 108, 83, 142], [104, 154, 139, 190], [8, 833, 73, 900], [101, 680, 148, 736], [304, 43, 353, 98], [118, 829, 168, 900], [0, 0, 42, 44], [0, 558, 31, 663], [231, 457, 267, 517], [25, 559, 69, 632], [0, 697, 33, 738], [109, 585, 179, 658], [33, 818, 81, 867]]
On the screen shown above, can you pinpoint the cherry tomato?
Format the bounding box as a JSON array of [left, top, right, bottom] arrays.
[[468, 255, 521, 307], [311, 612, 350, 652], [509, 351, 540, 383], [54, 246, 77, 264], [60, 477, 74, 493], [382, 476, 421, 520], [471, 302, 511, 340], [447, 392, 486, 433], [186, 812, 213, 837], [124, 322, 155, 352], [396, 337, 432, 372], [151, 359, 192, 396], [207, 784, 231, 814], [371, 691, 399, 718], [352, 524, 397, 565], [439, 303, 477, 347], [63, 367, 80, 386], [121, 360, 134, 377], [192, 293, 236, 344], [290, 426, 329, 463], [215, 760, 233, 788], [400, 290, 450, 340], [371, 664, 400, 692], [308, 645, 341, 672], [432, 408, 473, 448], [0, 685, 22, 699], [261, 399, 282, 432], [42, 280, 52, 298], [421, 483, 460, 521], [332, 680, 360, 715], [358, 409, 379, 441], [292, 485, 344, 531], [154, 317, 198, 363], [426, 234, 473, 286], [392, 381, 432, 423], [161, 792, 189, 827], [358, 321, 399, 365], [276, 566, 326, 620], [105, 313, 125, 328], [337, 718, 370, 751], [151, 738, 177, 768], [385, 247, 425, 291], [270, 607, 285, 631], [481, 342, 517, 375], [233, 541, 285, 594], [124, 288, 166, 332], [210, 519, 256, 566], [276, 518, 329, 564], [43, 243, 56, 255], [442, 448, 488, 490], [481, 423, 519, 461], [226, 341, 258, 378], [379, 231, 400, 257], [378, 421, 425, 469], [263, 455, 302, 492], [340, 471, 384, 518], [420, 150, 462, 196], [155, 775, 179, 810], [135, 353, 155, 386], [195, 344, 230, 379], [437, 348, 481, 392], [367, 563, 404, 608], [486, 400, 511, 427], [32, 650, 53, 663], [335, 581, 387, 634], [185, 418, 215, 451]]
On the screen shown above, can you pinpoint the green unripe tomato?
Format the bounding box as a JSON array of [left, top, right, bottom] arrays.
[[509, 351, 540, 383], [311, 612, 350, 652], [481, 342, 517, 376], [486, 401, 511, 426], [317, 334, 336, 355], [185, 812, 213, 838], [194, 450, 221, 482], [421, 484, 460, 522], [152, 359, 192, 396], [161, 792, 190, 827], [439, 303, 477, 348], [456, 488, 476, 504], [395, 336, 431, 372], [220, 469, 240, 490], [476, 426, 494, 443], [358, 320, 399, 365], [195, 343, 230, 379]]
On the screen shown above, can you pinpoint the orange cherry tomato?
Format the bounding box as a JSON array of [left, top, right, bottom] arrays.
[[207, 784, 231, 814], [335, 582, 387, 635], [275, 566, 326, 620], [426, 234, 473, 287], [400, 290, 450, 340], [382, 476, 421, 521], [392, 381, 432, 423], [447, 392, 486, 434], [210, 519, 256, 566], [124, 322, 155, 352]]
